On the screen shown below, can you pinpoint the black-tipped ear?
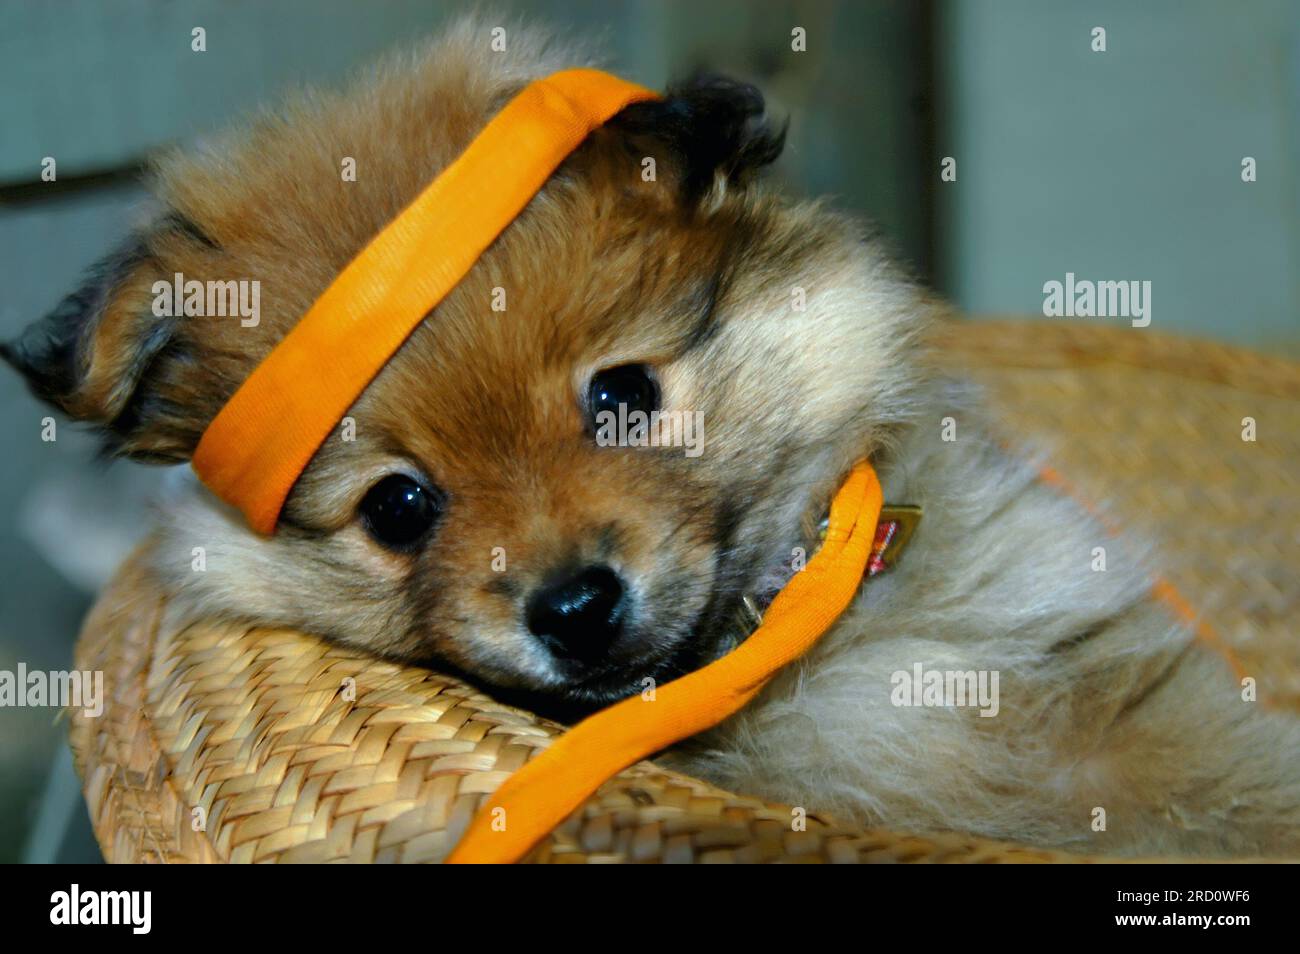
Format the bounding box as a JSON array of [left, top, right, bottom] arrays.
[[1, 235, 152, 415], [611, 73, 787, 203], [1, 229, 186, 462]]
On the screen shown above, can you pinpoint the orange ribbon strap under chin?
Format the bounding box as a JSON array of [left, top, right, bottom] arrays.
[[192, 70, 658, 533], [446, 459, 883, 864]]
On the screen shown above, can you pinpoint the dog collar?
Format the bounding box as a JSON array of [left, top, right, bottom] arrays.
[[192, 70, 658, 533], [734, 503, 922, 635]]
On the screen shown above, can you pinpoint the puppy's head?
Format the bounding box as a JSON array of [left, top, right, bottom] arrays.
[[4, 22, 932, 713]]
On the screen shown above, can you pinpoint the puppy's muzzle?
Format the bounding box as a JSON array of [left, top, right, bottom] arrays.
[[525, 564, 627, 663]]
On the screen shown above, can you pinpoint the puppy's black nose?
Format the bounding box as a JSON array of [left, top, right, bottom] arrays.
[[526, 565, 626, 661]]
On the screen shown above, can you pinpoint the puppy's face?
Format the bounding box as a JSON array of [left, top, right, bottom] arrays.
[[4, 30, 929, 713]]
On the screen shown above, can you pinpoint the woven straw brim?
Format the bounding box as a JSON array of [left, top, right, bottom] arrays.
[[68, 319, 1300, 862]]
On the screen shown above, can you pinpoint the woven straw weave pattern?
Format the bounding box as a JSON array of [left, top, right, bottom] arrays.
[[68, 320, 1299, 863]]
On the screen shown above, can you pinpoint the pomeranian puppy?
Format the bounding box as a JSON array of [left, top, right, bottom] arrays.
[[6, 19, 1298, 858]]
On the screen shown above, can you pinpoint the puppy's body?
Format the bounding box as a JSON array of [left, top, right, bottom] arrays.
[[8, 20, 1298, 857], [668, 394, 1300, 856]]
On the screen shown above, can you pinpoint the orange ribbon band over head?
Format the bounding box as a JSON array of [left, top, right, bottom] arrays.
[[446, 459, 883, 863], [192, 69, 659, 533]]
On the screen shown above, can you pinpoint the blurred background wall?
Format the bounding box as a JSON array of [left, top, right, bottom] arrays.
[[939, 0, 1299, 353], [0, 0, 1296, 862]]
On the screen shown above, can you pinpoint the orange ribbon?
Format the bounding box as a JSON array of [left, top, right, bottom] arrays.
[[446, 459, 883, 863], [193, 70, 658, 533]]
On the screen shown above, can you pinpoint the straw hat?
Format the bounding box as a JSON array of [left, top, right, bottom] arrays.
[[69, 320, 1300, 862]]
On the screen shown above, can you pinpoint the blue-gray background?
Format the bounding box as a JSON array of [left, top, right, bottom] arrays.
[[1, 0, 1296, 862]]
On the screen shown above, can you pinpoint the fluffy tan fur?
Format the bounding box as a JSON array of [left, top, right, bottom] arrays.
[[7, 18, 1297, 857]]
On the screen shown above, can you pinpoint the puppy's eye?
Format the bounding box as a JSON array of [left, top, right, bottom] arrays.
[[360, 475, 440, 549], [588, 364, 659, 421]]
